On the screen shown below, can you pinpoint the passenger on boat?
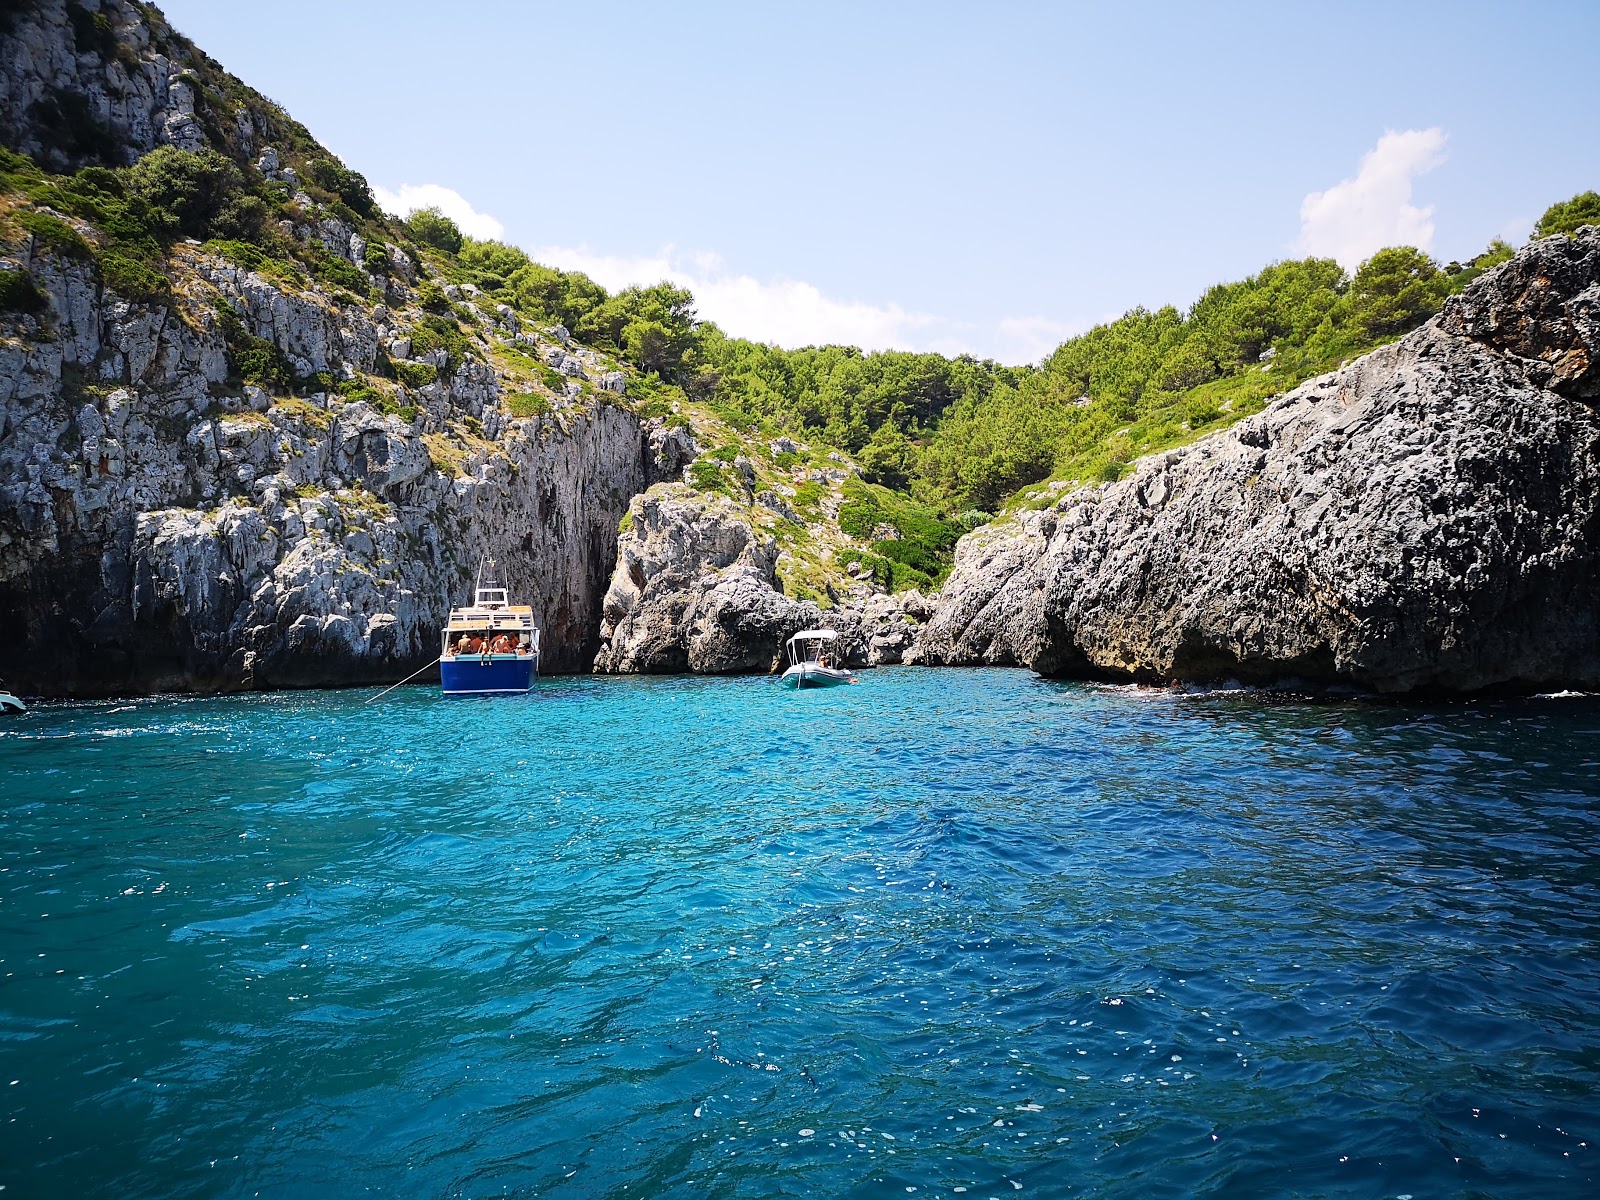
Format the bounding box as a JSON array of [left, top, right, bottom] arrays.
[[515, 639, 531, 656], [458, 633, 482, 654], [490, 632, 513, 654]]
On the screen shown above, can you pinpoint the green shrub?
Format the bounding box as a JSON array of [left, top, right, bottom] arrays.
[[415, 279, 451, 313], [305, 246, 367, 293], [405, 206, 463, 254], [407, 315, 469, 370], [216, 305, 293, 389], [1185, 395, 1222, 427], [125, 146, 248, 240], [16, 210, 93, 260], [837, 479, 962, 586], [506, 392, 551, 418], [0, 268, 49, 315], [393, 360, 437, 388], [97, 251, 169, 302], [201, 238, 268, 271], [304, 159, 375, 217], [790, 481, 823, 513], [687, 458, 737, 495], [1534, 191, 1600, 239], [336, 379, 384, 406], [362, 239, 390, 275]]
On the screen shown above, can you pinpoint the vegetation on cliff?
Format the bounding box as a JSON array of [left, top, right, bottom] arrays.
[[407, 194, 1589, 526], [1, 2, 1592, 606]]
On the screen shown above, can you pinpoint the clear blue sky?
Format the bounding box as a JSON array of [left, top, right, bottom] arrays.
[[159, 0, 1599, 363]]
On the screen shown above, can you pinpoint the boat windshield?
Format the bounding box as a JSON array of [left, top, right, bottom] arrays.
[[787, 632, 840, 668]]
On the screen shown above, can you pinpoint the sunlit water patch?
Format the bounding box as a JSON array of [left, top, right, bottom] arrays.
[[2, 670, 1598, 1198]]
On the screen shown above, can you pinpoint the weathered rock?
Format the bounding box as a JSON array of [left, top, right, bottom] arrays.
[[594, 488, 817, 673], [592, 484, 933, 673], [909, 228, 1600, 694], [0, 237, 666, 699]]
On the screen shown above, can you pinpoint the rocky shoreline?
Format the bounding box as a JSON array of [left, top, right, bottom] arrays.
[[907, 227, 1600, 694]]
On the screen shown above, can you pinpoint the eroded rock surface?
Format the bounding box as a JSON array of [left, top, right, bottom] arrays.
[[908, 229, 1600, 694], [592, 485, 934, 674], [0, 243, 667, 694]]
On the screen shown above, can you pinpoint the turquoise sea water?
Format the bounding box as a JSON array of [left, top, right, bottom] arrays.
[[2, 668, 1599, 1199]]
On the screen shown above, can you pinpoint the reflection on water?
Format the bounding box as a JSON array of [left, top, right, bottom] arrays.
[[1, 670, 1597, 1198]]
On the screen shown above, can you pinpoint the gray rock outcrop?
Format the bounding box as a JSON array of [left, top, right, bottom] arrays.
[[0, 242, 662, 695], [592, 485, 934, 674], [908, 228, 1600, 694], [592, 488, 817, 674], [3, 1, 246, 169]]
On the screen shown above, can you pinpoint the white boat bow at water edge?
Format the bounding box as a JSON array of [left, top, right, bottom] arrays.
[[779, 629, 857, 689]]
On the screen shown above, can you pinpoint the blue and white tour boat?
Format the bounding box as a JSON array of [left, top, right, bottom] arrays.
[[439, 562, 540, 696]]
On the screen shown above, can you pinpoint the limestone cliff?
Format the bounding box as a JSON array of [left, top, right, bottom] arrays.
[[0, 0, 666, 696], [907, 229, 1600, 694]]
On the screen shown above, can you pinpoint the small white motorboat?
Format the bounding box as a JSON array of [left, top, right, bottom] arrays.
[[0, 687, 25, 714], [779, 629, 856, 688]]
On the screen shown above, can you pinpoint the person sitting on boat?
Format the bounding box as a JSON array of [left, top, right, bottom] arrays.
[[490, 632, 513, 654], [459, 633, 481, 654], [514, 638, 531, 656]]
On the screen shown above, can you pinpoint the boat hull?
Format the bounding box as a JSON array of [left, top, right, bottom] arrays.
[[780, 663, 855, 689], [440, 655, 537, 695]]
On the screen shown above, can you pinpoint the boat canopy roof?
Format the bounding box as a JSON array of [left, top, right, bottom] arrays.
[[787, 629, 839, 644]]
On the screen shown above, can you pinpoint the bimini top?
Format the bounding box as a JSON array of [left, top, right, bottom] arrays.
[[787, 629, 839, 644]]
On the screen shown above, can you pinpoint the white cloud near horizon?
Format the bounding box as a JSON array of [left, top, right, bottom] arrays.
[[372, 182, 505, 240], [530, 244, 1088, 363], [1295, 129, 1448, 269], [529, 243, 947, 353], [370, 183, 1080, 362]]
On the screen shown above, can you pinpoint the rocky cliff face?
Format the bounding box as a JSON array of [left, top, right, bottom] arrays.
[[908, 228, 1600, 694], [1, 0, 213, 169], [592, 483, 933, 675], [0, 1, 667, 696], [0, 237, 666, 695]]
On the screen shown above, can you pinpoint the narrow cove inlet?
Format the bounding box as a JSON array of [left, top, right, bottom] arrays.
[[3, 669, 1597, 1198]]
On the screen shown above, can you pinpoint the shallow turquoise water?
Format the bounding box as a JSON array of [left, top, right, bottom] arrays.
[[3, 668, 1599, 1199]]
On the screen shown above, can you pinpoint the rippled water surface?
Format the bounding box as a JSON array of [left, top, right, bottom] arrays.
[[3, 669, 1599, 1198]]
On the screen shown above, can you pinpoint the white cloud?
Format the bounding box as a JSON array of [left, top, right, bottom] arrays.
[[372, 183, 505, 241], [1295, 129, 1448, 269], [528, 243, 946, 352], [525, 243, 1087, 362], [358, 197, 1079, 361]]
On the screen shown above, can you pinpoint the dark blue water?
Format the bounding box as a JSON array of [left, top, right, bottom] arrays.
[[3, 669, 1598, 1199]]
